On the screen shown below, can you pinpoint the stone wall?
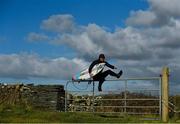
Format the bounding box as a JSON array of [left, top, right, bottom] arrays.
[[0, 83, 65, 111]]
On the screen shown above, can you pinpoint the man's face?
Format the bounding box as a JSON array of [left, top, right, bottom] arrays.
[[100, 57, 105, 62]]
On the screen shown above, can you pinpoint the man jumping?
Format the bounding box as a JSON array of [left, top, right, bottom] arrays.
[[89, 54, 123, 91]]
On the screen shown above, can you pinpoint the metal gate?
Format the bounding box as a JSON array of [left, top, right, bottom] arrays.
[[65, 77, 161, 119]]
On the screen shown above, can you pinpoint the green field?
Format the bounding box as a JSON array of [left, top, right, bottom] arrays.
[[0, 111, 160, 123], [0, 89, 180, 123], [0, 105, 179, 123]]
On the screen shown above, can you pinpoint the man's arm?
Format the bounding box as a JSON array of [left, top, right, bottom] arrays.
[[105, 61, 115, 69], [88, 60, 97, 74]]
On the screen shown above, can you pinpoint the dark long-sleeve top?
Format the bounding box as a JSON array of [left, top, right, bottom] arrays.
[[88, 59, 115, 74]]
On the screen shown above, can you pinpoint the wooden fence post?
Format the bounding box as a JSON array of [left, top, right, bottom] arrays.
[[162, 67, 169, 122]]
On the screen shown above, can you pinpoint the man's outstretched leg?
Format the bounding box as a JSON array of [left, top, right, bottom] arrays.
[[102, 70, 123, 78], [97, 70, 123, 91]]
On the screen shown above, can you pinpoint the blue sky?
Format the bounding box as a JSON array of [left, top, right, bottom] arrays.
[[0, 0, 148, 58], [0, 0, 180, 94]]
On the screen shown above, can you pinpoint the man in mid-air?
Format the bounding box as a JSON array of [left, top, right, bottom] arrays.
[[89, 54, 123, 91]]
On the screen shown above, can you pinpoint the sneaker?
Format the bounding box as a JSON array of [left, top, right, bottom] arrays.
[[117, 70, 123, 78]]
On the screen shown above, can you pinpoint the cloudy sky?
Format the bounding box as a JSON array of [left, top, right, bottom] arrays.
[[0, 0, 180, 93]]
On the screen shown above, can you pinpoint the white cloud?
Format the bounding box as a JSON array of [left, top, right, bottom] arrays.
[[51, 23, 152, 61], [149, 0, 180, 17], [55, 31, 101, 57], [27, 32, 49, 42], [41, 14, 76, 33], [0, 53, 88, 80], [126, 0, 180, 27], [126, 10, 157, 26]]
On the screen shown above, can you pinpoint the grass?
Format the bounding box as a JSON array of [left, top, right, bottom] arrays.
[[0, 111, 160, 123], [0, 105, 159, 123], [0, 105, 179, 123]]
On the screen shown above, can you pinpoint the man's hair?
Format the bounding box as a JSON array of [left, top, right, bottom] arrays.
[[99, 54, 105, 59]]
